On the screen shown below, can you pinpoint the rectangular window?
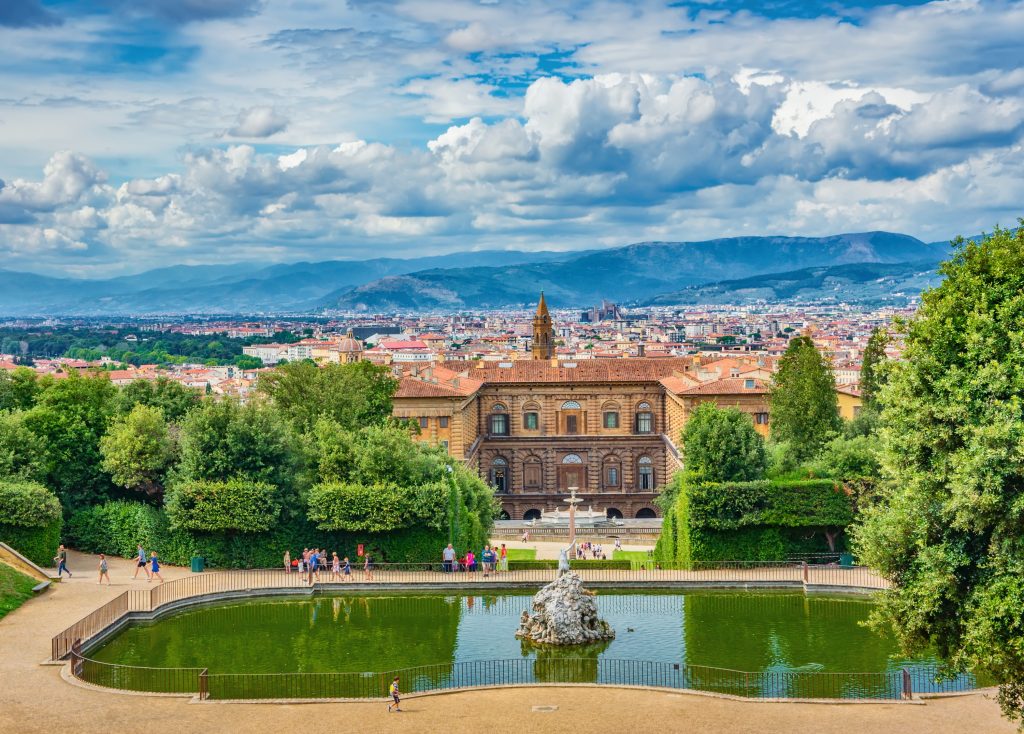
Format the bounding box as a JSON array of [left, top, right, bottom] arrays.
[[438, 416, 449, 428], [636, 412, 653, 433], [565, 415, 578, 434], [490, 414, 509, 436], [606, 466, 619, 487], [603, 411, 619, 429], [440, 440, 449, 453], [524, 463, 542, 488], [524, 412, 539, 430], [419, 417, 429, 429], [755, 412, 769, 425]]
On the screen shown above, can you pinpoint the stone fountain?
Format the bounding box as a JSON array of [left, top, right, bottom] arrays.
[[515, 487, 616, 646]]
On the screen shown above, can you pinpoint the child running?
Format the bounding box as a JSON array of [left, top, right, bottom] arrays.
[[148, 551, 164, 583], [387, 676, 401, 712], [97, 554, 110, 585]]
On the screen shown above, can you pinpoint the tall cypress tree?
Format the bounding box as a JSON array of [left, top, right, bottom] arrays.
[[769, 335, 841, 460], [859, 327, 890, 410]]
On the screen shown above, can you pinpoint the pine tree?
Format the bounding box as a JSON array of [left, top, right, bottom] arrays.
[[769, 335, 841, 460]]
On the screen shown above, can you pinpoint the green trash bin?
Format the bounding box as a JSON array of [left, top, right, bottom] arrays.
[[191, 556, 205, 573], [839, 553, 854, 568]]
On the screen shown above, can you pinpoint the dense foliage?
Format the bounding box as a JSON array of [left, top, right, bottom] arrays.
[[680, 403, 767, 483], [100, 405, 176, 498], [0, 481, 62, 565], [859, 327, 889, 411], [308, 482, 447, 533], [0, 411, 46, 482], [853, 224, 1024, 724], [259, 361, 399, 432], [166, 479, 281, 533], [658, 476, 853, 566], [114, 378, 200, 422], [769, 335, 841, 460]]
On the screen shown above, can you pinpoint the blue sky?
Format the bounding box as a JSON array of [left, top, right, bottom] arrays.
[[0, 0, 1021, 276]]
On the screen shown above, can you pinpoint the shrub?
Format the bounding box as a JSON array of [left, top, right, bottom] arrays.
[[0, 480, 63, 565], [165, 479, 281, 533], [308, 481, 447, 533], [0, 480, 62, 528], [66, 500, 193, 561]]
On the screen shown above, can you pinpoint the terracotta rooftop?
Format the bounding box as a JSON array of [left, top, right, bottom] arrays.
[[678, 377, 770, 395], [436, 357, 699, 384]]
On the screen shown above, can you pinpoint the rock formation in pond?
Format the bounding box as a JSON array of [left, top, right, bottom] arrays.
[[515, 573, 615, 646]]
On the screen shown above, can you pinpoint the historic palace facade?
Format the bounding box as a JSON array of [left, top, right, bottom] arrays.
[[391, 297, 774, 520]]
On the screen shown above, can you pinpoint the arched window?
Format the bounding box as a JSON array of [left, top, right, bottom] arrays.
[[490, 457, 509, 493], [635, 402, 654, 434], [523, 509, 542, 521], [636, 507, 657, 519], [490, 403, 509, 436], [606, 508, 623, 519], [562, 453, 583, 464], [561, 400, 581, 410], [637, 456, 654, 490]]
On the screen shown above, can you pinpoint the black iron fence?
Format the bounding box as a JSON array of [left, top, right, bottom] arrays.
[[67, 648, 987, 701]]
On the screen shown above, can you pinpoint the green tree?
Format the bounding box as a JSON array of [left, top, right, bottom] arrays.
[[811, 434, 881, 481], [0, 367, 42, 411], [175, 399, 299, 490], [165, 478, 280, 533], [853, 224, 1024, 725], [233, 355, 263, 370], [0, 411, 47, 482], [259, 360, 398, 433], [859, 327, 890, 410], [100, 405, 176, 499], [681, 403, 767, 482], [24, 372, 117, 512], [115, 378, 201, 422], [769, 335, 841, 461]]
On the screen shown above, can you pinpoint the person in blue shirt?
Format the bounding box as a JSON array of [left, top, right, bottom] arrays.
[[149, 551, 164, 583]]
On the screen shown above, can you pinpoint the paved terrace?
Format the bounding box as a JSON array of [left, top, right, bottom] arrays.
[[1, 550, 1012, 734]]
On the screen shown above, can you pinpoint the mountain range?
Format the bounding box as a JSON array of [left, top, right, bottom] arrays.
[[0, 231, 953, 316]]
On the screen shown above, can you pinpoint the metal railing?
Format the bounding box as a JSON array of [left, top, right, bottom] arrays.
[[51, 562, 887, 663], [67, 649, 982, 701]]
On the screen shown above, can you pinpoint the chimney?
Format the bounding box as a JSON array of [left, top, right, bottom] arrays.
[[637, 343, 645, 357]]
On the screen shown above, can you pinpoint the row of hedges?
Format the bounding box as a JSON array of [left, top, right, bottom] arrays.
[[66, 500, 451, 568], [657, 478, 854, 567], [0, 481, 62, 566], [506, 559, 633, 571]]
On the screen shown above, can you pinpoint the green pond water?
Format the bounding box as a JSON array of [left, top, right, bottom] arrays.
[[89, 591, 981, 698]]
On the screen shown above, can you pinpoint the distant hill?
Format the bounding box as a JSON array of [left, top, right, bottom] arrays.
[[643, 261, 944, 307], [323, 232, 949, 311], [0, 231, 954, 315]]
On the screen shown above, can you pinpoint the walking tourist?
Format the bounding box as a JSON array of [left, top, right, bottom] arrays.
[[307, 549, 317, 586], [54, 545, 72, 578], [97, 554, 110, 585], [465, 549, 476, 572], [499, 543, 508, 572], [521, 529, 529, 543], [614, 538, 622, 551], [387, 676, 401, 712], [331, 552, 341, 581], [442, 543, 456, 573], [363, 552, 373, 580], [148, 551, 164, 583], [343, 556, 352, 581], [481, 545, 495, 577], [283, 550, 291, 574], [133, 544, 149, 580]]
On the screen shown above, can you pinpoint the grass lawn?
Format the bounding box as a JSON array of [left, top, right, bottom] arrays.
[[504, 548, 537, 561], [0, 564, 37, 621], [612, 550, 652, 562]]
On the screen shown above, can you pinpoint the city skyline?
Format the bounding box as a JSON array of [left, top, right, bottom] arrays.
[[1, 0, 1021, 277]]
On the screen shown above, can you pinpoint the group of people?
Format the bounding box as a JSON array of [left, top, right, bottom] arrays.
[[283, 548, 372, 583], [575, 541, 607, 560], [441, 543, 508, 575], [51, 543, 164, 585]]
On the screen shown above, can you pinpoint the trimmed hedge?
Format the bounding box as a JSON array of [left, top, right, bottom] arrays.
[[0, 517, 62, 567], [166, 479, 281, 533], [661, 477, 854, 567], [67, 501, 452, 568], [507, 560, 633, 571], [0, 480, 63, 565]]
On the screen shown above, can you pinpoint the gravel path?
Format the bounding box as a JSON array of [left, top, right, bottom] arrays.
[[0, 549, 1013, 734]]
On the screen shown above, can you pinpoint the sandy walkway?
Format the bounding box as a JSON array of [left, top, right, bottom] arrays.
[[0, 550, 1013, 734], [490, 536, 653, 560]]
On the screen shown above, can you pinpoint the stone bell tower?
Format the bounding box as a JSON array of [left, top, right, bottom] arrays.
[[531, 291, 555, 360]]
